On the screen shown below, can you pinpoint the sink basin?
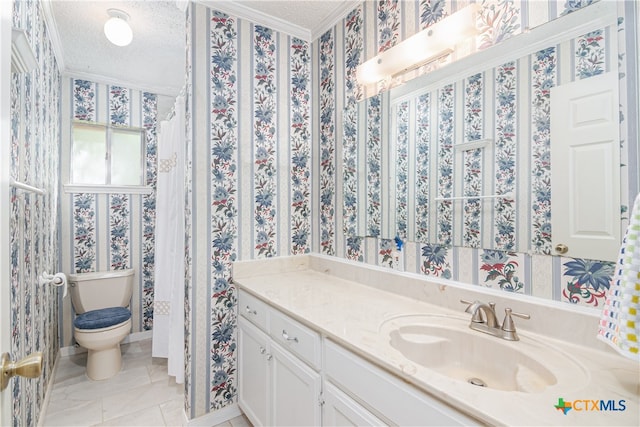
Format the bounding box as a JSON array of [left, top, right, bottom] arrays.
[[380, 314, 587, 393]]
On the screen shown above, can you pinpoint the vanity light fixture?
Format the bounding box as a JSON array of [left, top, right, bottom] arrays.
[[356, 3, 480, 86], [104, 8, 133, 47]]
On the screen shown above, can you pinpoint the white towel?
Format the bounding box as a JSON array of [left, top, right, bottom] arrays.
[[597, 193, 640, 361]]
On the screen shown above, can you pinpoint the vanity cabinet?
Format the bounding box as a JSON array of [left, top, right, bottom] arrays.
[[238, 291, 322, 427], [238, 289, 478, 427]]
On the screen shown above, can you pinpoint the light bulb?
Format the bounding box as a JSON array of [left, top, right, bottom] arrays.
[[104, 9, 132, 47]]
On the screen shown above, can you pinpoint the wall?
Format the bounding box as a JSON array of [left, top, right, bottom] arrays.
[[9, 0, 61, 425], [318, 0, 639, 309], [185, 3, 312, 419], [58, 78, 158, 345]]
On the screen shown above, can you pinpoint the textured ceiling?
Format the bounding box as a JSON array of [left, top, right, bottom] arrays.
[[47, 0, 357, 117]]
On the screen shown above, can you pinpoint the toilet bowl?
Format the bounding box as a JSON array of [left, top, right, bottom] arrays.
[[68, 269, 134, 380]]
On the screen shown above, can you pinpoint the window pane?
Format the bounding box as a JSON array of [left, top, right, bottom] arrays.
[[111, 129, 143, 185], [72, 125, 106, 184]]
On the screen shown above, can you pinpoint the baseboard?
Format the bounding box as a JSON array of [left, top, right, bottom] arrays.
[[186, 403, 242, 427], [36, 352, 61, 427], [59, 330, 153, 357]]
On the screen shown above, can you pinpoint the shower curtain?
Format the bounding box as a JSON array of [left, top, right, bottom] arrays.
[[152, 95, 185, 384]]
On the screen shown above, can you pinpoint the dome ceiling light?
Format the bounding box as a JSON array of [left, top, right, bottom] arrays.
[[104, 8, 133, 47]]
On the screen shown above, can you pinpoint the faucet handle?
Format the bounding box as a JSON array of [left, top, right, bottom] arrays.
[[460, 299, 484, 323], [501, 308, 530, 340]]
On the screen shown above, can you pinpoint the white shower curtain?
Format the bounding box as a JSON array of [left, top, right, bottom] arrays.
[[152, 95, 185, 384]]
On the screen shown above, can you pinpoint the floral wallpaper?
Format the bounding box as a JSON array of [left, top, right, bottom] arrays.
[[462, 73, 483, 248], [395, 101, 409, 239], [319, 29, 336, 255], [61, 79, 158, 341], [494, 61, 518, 250], [342, 6, 364, 261], [322, 0, 633, 312], [187, 4, 313, 417], [9, 0, 61, 425], [366, 94, 382, 237], [209, 10, 238, 410]]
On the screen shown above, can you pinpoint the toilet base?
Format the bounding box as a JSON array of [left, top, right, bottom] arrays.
[[86, 344, 122, 380]]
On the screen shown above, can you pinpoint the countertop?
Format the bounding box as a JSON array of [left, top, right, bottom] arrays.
[[232, 254, 640, 426]]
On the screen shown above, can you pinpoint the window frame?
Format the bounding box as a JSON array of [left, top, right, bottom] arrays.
[[65, 120, 151, 194]]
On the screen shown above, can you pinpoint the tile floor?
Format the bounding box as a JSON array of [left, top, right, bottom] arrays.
[[42, 339, 251, 427]]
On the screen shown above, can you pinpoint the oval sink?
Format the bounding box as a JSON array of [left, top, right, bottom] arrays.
[[380, 314, 587, 393]]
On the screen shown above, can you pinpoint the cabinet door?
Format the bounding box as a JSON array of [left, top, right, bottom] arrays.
[[323, 382, 387, 427], [238, 317, 269, 427], [270, 342, 322, 427]]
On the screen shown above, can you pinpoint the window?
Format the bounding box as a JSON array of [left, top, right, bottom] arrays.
[[70, 121, 146, 189]]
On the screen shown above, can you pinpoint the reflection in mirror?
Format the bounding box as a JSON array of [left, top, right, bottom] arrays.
[[378, 0, 623, 260]]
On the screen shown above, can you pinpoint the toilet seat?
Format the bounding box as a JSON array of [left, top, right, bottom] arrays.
[[74, 307, 131, 330]]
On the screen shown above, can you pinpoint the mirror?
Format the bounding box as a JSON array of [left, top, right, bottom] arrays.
[[348, 0, 623, 260]]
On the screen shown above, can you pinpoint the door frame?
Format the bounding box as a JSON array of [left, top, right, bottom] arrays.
[[1, 0, 14, 425]]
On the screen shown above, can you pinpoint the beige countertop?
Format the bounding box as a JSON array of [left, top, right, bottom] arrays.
[[233, 254, 640, 426]]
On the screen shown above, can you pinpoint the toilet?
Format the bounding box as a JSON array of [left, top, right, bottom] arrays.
[[68, 269, 134, 380]]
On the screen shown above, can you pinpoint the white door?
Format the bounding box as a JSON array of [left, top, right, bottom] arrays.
[[237, 317, 269, 427], [270, 342, 321, 427], [550, 72, 620, 261], [1, 0, 14, 424]]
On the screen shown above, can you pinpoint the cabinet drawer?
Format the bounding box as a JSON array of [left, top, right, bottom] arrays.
[[269, 309, 321, 370], [324, 340, 480, 426], [238, 290, 269, 331]]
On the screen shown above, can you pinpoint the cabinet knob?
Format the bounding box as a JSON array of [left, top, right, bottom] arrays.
[[245, 305, 257, 315], [259, 346, 266, 354], [554, 243, 568, 254], [266, 354, 273, 361]]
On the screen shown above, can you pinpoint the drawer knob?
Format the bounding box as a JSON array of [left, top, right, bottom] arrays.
[[266, 354, 273, 361], [282, 330, 299, 343], [245, 305, 257, 315], [259, 346, 266, 354]]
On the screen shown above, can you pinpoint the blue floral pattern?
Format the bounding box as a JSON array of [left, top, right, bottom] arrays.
[[561, 0, 599, 16], [377, 0, 400, 53], [437, 84, 454, 245], [415, 94, 431, 243], [290, 38, 311, 255], [109, 195, 130, 270], [478, 0, 521, 50], [253, 26, 277, 257], [562, 258, 613, 306], [209, 10, 238, 409], [319, 30, 336, 255], [395, 101, 409, 238], [575, 29, 606, 79], [73, 79, 96, 121], [367, 95, 382, 237], [421, 244, 452, 278], [494, 62, 517, 250], [10, 1, 61, 423], [142, 92, 157, 330], [73, 194, 96, 272], [109, 86, 130, 125], [343, 7, 364, 260], [463, 73, 483, 248], [531, 47, 556, 254], [420, 0, 447, 28]]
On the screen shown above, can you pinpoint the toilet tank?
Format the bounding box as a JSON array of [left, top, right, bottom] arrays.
[[68, 269, 134, 314]]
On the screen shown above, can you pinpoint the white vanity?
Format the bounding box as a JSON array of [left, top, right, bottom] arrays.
[[233, 254, 639, 426]]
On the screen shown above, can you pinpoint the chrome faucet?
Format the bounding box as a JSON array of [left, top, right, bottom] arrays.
[[460, 299, 530, 341]]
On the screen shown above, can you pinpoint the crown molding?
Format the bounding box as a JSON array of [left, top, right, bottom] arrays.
[[198, 0, 311, 40], [39, 0, 66, 71], [310, 1, 360, 41], [63, 69, 181, 98]]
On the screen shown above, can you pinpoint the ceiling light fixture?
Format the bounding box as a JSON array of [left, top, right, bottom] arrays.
[[104, 8, 133, 47]]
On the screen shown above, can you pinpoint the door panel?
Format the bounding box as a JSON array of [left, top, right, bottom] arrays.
[[551, 71, 620, 261]]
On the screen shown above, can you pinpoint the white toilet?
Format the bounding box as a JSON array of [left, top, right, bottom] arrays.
[[68, 269, 134, 380]]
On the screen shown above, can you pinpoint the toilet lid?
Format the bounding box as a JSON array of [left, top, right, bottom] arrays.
[[74, 307, 131, 330]]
